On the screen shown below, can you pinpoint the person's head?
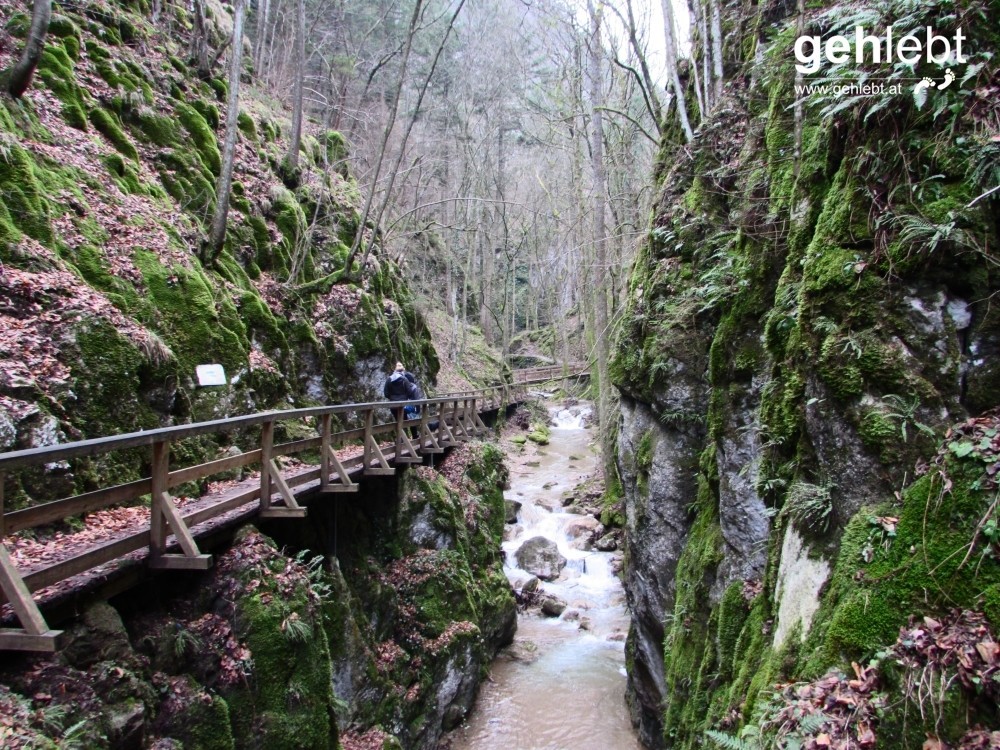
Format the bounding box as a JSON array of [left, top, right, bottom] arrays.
[[395, 362, 404, 372]]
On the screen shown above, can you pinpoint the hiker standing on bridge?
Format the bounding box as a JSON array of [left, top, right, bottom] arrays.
[[384, 362, 422, 417]]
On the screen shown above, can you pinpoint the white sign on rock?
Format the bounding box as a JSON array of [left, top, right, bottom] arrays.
[[196, 364, 228, 387]]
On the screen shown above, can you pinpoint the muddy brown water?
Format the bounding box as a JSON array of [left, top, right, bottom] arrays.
[[453, 404, 644, 750]]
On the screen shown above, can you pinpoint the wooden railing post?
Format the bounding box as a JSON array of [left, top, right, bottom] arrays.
[[150, 440, 168, 557], [320, 414, 332, 491], [260, 420, 274, 511]]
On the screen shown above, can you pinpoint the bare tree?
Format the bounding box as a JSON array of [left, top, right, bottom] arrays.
[[588, 0, 615, 475], [660, 0, 693, 141], [3, 0, 51, 99], [206, 0, 246, 261], [284, 0, 306, 174]]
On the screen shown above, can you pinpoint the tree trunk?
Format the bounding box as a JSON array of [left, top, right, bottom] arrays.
[[4, 0, 51, 99], [285, 0, 305, 172], [253, 0, 269, 73], [587, 1, 615, 477], [206, 0, 246, 261], [659, 0, 694, 141], [190, 0, 211, 78], [710, 0, 724, 103]]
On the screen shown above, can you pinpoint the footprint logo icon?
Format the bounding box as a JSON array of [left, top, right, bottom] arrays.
[[937, 68, 955, 90], [915, 77, 935, 92]]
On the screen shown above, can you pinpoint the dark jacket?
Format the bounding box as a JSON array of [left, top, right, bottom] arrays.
[[384, 371, 419, 401]]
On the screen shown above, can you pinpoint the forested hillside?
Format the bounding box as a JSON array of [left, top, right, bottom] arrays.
[[0, 0, 445, 506], [611, 0, 1000, 746]]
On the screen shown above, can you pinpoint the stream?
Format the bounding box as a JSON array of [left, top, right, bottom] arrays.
[[453, 403, 644, 750]]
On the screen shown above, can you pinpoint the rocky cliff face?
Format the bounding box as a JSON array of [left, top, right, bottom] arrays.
[[0, 443, 513, 749], [612, 0, 1000, 746], [0, 0, 437, 509]]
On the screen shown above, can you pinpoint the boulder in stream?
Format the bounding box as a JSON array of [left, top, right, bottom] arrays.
[[504, 499, 522, 523], [514, 536, 567, 580], [541, 595, 568, 617], [595, 532, 619, 552]]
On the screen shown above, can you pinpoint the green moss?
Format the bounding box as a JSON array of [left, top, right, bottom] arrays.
[[102, 153, 143, 194], [717, 582, 750, 679], [0, 145, 53, 244], [5, 12, 31, 37], [89, 108, 140, 162], [134, 109, 180, 146], [37, 44, 88, 129], [192, 98, 220, 130], [133, 250, 247, 378], [857, 410, 898, 456], [176, 102, 222, 175], [227, 589, 335, 749], [237, 110, 257, 139]]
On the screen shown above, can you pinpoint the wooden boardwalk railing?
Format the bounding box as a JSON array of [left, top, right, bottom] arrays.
[[0, 388, 508, 652], [512, 362, 589, 384]]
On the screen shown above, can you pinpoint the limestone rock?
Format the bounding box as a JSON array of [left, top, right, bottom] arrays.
[[514, 536, 567, 580]]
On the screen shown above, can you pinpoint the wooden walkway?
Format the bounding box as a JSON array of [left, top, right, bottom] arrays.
[[0, 366, 586, 651]]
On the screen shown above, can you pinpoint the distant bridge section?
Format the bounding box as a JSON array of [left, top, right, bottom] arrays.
[[512, 362, 589, 385]]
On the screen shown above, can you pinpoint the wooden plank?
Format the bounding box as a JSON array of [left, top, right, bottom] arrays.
[[259, 508, 308, 519], [363, 468, 396, 477], [363, 409, 374, 470], [3, 478, 152, 535], [22, 530, 149, 593], [167, 450, 260, 488], [183, 487, 259, 528], [0, 630, 64, 652], [272, 436, 322, 458], [260, 421, 274, 511], [148, 554, 212, 570], [0, 544, 49, 634]]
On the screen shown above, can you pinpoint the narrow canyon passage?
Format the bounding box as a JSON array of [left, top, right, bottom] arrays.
[[454, 404, 644, 750]]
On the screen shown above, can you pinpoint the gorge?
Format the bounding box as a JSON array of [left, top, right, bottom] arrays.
[[1, 0, 1000, 747]]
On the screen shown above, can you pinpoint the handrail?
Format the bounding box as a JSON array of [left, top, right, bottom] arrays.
[[0, 385, 514, 651], [0, 368, 584, 651], [512, 362, 589, 383], [0, 387, 503, 471]]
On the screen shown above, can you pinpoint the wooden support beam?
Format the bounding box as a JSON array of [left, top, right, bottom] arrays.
[[436, 403, 457, 446], [0, 629, 65, 652], [363, 409, 393, 476], [419, 410, 443, 454], [149, 441, 212, 570], [394, 408, 421, 464], [320, 446, 359, 493], [258, 459, 308, 518], [450, 402, 471, 442], [0, 544, 50, 635], [149, 440, 168, 557]]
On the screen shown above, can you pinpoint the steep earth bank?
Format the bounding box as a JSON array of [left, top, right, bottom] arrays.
[[0, 442, 514, 749], [611, 0, 1000, 746]]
